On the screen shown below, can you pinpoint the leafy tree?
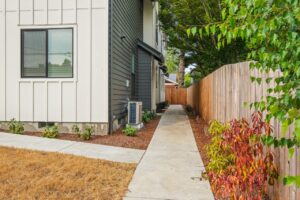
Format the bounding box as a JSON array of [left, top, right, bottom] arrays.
[[190, 0, 300, 187], [165, 48, 179, 73], [159, 0, 248, 83], [184, 73, 192, 87]]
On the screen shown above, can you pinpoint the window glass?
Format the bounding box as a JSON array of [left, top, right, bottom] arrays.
[[48, 29, 73, 78], [23, 31, 46, 77], [21, 28, 73, 78], [131, 54, 135, 74]]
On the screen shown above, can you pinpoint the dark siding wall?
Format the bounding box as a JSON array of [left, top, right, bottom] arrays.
[[137, 48, 152, 110], [110, 0, 143, 121]]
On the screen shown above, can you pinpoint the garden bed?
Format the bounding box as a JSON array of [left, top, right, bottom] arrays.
[[0, 116, 161, 150], [187, 112, 211, 167], [189, 115, 211, 167], [185, 108, 216, 198], [0, 146, 135, 200]]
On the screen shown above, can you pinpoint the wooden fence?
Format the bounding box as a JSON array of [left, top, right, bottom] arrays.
[[185, 62, 299, 200], [165, 85, 187, 105]]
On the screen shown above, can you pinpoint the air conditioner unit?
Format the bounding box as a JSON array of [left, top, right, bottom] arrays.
[[128, 101, 143, 125]]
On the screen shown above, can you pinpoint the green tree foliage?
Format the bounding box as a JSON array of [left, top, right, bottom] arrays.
[[159, 0, 248, 79], [184, 73, 192, 87], [189, 0, 300, 187], [165, 48, 179, 73]]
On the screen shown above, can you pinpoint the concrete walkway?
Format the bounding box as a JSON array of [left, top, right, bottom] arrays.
[[124, 105, 214, 200], [0, 132, 144, 164]]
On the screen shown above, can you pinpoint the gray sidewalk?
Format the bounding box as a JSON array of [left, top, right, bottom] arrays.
[[0, 132, 144, 164], [124, 105, 214, 200]]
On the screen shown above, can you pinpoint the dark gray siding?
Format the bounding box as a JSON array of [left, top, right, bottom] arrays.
[[109, 0, 143, 125], [136, 48, 152, 110]]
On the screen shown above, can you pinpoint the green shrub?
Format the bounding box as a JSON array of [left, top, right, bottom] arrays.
[[206, 120, 233, 174], [142, 110, 156, 123], [8, 119, 24, 135], [123, 125, 137, 137], [165, 101, 169, 107], [43, 125, 59, 138], [72, 125, 80, 137], [142, 113, 151, 123], [185, 105, 194, 115], [80, 126, 94, 140]]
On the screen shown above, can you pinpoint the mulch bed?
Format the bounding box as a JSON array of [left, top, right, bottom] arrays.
[[0, 116, 161, 150], [186, 109, 216, 199], [186, 110, 212, 167]]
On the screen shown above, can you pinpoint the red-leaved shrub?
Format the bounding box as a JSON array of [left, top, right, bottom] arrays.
[[207, 112, 278, 200]]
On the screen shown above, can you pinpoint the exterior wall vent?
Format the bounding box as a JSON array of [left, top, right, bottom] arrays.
[[38, 122, 55, 128]]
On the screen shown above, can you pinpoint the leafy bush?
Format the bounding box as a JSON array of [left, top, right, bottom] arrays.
[[142, 111, 156, 123], [8, 119, 24, 135], [80, 126, 94, 140], [43, 125, 59, 138], [142, 113, 151, 123], [72, 125, 80, 137], [165, 101, 169, 107], [156, 101, 169, 113], [123, 125, 137, 137], [206, 113, 278, 199], [185, 105, 194, 115], [206, 120, 233, 174]]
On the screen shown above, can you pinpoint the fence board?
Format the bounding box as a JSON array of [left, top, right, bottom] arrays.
[[165, 85, 187, 105]]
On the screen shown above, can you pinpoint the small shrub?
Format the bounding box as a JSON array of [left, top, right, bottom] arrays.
[[72, 125, 80, 137], [123, 125, 137, 137], [206, 120, 233, 174], [8, 119, 24, 135], [142, 110, 156, 123], [142, 113, 151, 123], [185, 105, 194, 115], [43, 125, 59, 138], [80, 126, 94, 140], [165, 101, 169, 107], [150, 111, 157, 119]]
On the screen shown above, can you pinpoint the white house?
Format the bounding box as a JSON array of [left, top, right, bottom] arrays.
[[0, 0, 166, 134]]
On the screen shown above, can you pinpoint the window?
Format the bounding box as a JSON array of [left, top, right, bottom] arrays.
[[21, 28, 73, 78], [155, 16, 159, 45], [131, 54, 135, 74]]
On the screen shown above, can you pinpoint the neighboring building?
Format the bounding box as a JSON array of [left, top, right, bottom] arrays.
[[168, 73, 177, 83], [0, 0, 166, 134], [165, 77, 178, 87]]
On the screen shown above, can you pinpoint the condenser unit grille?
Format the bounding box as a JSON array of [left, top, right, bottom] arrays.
[[129, 103, 137, 124], [128, 101, 143, 125]]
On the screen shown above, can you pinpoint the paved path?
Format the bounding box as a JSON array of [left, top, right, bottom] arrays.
[[124, 105, 214, 200], [0, 132, 144, 164]]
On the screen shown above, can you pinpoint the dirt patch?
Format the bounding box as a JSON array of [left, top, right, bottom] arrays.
[[0, 146, 135, 200], [1, 116, 161, 150]]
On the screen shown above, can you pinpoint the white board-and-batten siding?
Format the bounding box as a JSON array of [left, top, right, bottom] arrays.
[[0, 0, 109, 123]]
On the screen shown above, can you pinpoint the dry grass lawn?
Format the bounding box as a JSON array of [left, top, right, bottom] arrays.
[[0, 146, 136, 200]]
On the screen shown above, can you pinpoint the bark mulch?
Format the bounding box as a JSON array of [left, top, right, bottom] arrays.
[[186, 110, 216, 199], [1, 116, 161, 150], [186, 112, 211, 167]]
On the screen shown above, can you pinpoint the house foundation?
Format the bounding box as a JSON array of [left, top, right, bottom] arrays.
[[0, 122, 109, 136]]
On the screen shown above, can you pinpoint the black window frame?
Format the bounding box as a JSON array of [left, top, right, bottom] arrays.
[[21, 28, 74, 78]]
